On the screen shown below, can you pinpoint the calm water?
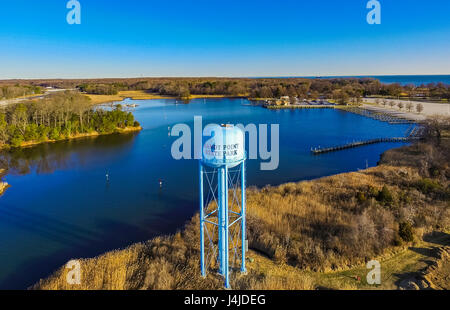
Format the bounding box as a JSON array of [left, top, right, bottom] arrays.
[[0, 98, 411, 289], [265, 75, 450, 86], [355, 75, 450, 86]]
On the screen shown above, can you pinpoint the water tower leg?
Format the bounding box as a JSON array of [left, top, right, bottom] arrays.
[[241, 160, 247, 274], [224, 166, 230, 289], [218, 166, 226, 277], [199, 162, 205, 277]]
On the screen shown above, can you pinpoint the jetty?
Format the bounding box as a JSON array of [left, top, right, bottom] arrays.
[[311, 137, 419, 155], [311, 124, 423, 155]]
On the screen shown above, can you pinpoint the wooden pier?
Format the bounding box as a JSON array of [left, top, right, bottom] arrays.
[[311, 137, 419, 155]]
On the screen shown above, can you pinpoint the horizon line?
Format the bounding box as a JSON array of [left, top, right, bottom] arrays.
[[1, 73, 450, 81]]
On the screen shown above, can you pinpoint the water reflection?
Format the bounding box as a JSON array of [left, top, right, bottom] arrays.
[[0, 132, 138, 176]]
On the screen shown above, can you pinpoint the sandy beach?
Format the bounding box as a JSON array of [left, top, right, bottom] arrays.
[[363, 98, 450, 121]]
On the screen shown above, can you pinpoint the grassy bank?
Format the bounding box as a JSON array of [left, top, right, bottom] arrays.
[[0, 168, 8, 196], [87, 90, 173, 105], [87, 91, 246, 105], [32, 134, 449, 290]]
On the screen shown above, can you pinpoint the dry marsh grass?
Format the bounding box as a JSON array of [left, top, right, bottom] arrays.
[[86, 90, 171, 105]]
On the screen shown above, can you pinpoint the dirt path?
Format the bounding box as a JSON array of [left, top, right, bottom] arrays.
[[246, 232, 450, 290]]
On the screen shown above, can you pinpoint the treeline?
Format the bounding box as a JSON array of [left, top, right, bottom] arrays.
[[0, 91, 139, 148], [0, 85, 42, 100], [3, 77, 450, 102], [67, 78, 450, 102]]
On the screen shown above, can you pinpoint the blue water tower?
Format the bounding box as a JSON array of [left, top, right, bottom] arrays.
[[199, 124, 247, 289]]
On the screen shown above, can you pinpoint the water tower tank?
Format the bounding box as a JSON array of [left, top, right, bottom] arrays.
[[202, 124, 245, 168]]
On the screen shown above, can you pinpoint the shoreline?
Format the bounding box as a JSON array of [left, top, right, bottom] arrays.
[[264, 103, 440, 122], [86, 91, 247, 105], [0, 126, 142, 151], [0, 169, 8, 196]]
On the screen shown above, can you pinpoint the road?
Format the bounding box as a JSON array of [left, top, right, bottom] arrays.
[[0, 89, 71, 107]]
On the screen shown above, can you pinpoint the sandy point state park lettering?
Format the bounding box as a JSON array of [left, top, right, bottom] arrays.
[[204, 142, 240, 157]]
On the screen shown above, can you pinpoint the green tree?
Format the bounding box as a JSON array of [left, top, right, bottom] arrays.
[[398, 222, 414, 242], [126, 113, 135, 127], [49, 127, 61, 140], [0, 113, 8, 144], [24, 124, 39, 141], [377, 186, 393, 204]]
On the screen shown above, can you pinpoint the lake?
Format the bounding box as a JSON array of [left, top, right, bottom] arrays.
[[0, 98, 411, 289]]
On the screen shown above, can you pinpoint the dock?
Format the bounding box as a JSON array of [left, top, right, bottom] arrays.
[[340, 107, 416, 124], [311, 137, 420, 155], [311, 123, 424, 155]]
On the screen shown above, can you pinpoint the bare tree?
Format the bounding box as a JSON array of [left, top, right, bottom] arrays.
[[406, 102, 414, 112], [425, 115, 450, 143], [416, 103, 424, 114]]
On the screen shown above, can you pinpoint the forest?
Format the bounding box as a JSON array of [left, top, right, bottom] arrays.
[[0, 85, 42, 100], [2, 77, 449, 102], [0, 91, 139, 148]]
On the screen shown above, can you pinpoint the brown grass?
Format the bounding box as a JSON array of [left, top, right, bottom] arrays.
[[422, 246, 450, 289], [0, 169, 8, 196], [86, 90, 172, 105]]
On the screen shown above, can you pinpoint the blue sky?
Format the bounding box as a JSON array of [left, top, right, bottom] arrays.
[[0, 0, 449, 78]]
